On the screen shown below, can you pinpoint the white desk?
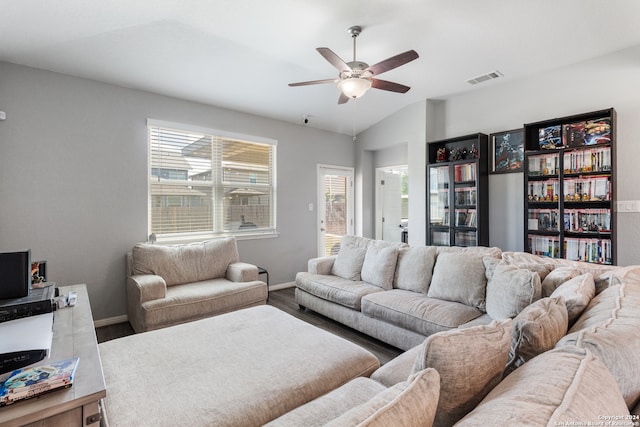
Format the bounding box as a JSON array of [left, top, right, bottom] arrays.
[[0, 284, 106, 426]]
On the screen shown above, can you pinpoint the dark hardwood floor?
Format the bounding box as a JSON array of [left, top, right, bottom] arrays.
[[96, 287, 403, 364]]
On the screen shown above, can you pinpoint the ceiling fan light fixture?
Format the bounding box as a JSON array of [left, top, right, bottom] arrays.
[[338, 77, 372, 99]]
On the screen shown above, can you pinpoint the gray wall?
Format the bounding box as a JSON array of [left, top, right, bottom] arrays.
[[357, 45, 640, 266], [0, 61, 354, 321]]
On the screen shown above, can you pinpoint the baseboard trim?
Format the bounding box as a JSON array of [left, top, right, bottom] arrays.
[[269, 281, 296, 291], [93, 283, 296, 327], [94, 314, 128, 328]]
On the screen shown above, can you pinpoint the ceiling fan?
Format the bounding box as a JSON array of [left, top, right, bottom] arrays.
[[289, 26, 419, 104]]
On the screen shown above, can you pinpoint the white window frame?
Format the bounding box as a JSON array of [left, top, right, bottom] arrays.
[[147, 119, 278, 243]]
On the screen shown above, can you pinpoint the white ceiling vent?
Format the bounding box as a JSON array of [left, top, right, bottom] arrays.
[[466, 70, 503, 85]]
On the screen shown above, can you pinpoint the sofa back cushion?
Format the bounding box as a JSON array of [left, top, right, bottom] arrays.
[[484, 258, 542, 319], [427, 252, 488, 310], [361, 243, 399, 290], [132, 238, 239, 286], [332, 243, 368, 281], [411, 319, 512, 427], [393, 246, 437, 293], [504, 296, 568, 376], [556, 280, 640, 408], [325, 368, 440, 427], [455, 346, 629, 426], [550, 273, 595, 324]]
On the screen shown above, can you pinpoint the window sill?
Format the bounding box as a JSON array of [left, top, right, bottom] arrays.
[[153, 230, 279, 245]]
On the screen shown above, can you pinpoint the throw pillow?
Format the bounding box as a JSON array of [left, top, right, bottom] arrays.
[[393, 246, 437, 293], [504, 296, 568, 376], [427, 252, 488, 310], [360, 245, 399, 290], [332, 243, 368, 281], [485, 261, 542, 319], [411, 319, 512, 427], [541, 266, 580, 297], [550, 273, 595, 324], [455, 346, 630, 426], [326, 368, 440, 427]]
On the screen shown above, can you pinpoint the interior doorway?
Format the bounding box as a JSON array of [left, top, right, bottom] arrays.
[[317, 165, 354, 257], [375, 165, 408, 242]]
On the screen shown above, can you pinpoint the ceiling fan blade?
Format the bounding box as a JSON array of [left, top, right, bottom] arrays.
[[367, 50, 419, 76], [317, 47, 351, 73], [337, 92, 350, 104], [371, 78, 411, 93], [288, 78, 337, 87]]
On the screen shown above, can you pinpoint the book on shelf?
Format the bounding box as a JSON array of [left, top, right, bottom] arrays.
[[563, 146, 611, 174], [527, 179, 560, 202], [0, 357, 79, 407], [563, 176, 610, 202], [528, 208, 559, 232], [539, 125, 563, 149], [454, 163, 476, 182], [563, 208, 611, 233], [564, 238, 612, 264], [528, 152, 559, 176]]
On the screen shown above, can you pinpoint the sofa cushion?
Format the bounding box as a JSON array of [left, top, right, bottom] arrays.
[[325, 368, 440, 427], [455, 346, 630, 426], [361, 244, 398, 290], [332, 242, 368, 281], [264, 377, 386, 427], [436, 245, 502, 258], [427, 252, 488, 310], [411, 319, 512, 427], [556, 280, 640, 408], [132, 238, 240, 286], [361, 290, 484, 337], [140, 278, 267, 331], [393, 246, 437, 293], [296, 272, 384, 311], [484, 259, 542, 319], [504, 297, 568, 376], [550, 273, 595, 324], [541, 266, 580, 297]]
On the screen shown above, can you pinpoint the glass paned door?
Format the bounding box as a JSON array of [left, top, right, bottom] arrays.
[[318, 166, 354, 257]]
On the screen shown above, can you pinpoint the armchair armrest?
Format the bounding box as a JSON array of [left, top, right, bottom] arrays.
[[226, 262, 259, 282], [127, 274, 167, 303], [308, 255, 337, 275]]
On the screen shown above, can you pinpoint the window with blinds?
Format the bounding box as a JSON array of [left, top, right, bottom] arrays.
[[147, 120, 277, 240]]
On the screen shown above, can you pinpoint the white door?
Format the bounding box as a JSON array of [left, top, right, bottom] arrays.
[[318, 165, 354, 257], [376, 166, 408, 242]]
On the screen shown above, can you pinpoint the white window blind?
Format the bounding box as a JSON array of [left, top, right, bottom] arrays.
[[148, 120, 277, 240]]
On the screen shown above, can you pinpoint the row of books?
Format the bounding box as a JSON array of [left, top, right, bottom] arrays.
[[527, 179, 560, 202], [564, 238, 612, 264], [455, 230, 477, 246], [455, 209, 477, 227], [0, 357, 78, 407], [564, 176, 610, 201], [539, 117, 611, 149], [528, 235, 561, 258], [454, 163, 476, 182], [454, 187, 476, 206], [564, 209, 611, 233], [563, 147, 611, 174], [528, 209, 559, 232], [528, 153, 560, 176]]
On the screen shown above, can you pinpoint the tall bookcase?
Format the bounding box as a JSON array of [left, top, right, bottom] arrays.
[[426, 133, 489, 247], [524, 108, 616, 265]]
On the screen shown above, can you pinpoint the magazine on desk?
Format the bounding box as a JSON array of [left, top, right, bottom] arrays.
[[0, 357, 79, 406]]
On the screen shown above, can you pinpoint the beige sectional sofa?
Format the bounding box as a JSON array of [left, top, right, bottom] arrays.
[[292, 235, 640, 425], [126, 237, 267, 332]]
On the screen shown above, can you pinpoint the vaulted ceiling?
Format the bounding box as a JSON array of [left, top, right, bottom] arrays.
[[2, 0, 640, 135]]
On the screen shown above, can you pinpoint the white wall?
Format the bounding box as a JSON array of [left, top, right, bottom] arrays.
[[357, 45, 640, 265], [0, 61, 354, 321]]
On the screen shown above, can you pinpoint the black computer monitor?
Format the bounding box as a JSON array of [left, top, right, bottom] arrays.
[[0, 250, 31, 299]]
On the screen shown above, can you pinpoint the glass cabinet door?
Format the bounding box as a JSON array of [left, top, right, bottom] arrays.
[[429, 165, 449, 226]]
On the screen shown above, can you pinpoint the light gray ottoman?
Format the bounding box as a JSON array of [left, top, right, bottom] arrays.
[[99, 305, 380, 426]]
